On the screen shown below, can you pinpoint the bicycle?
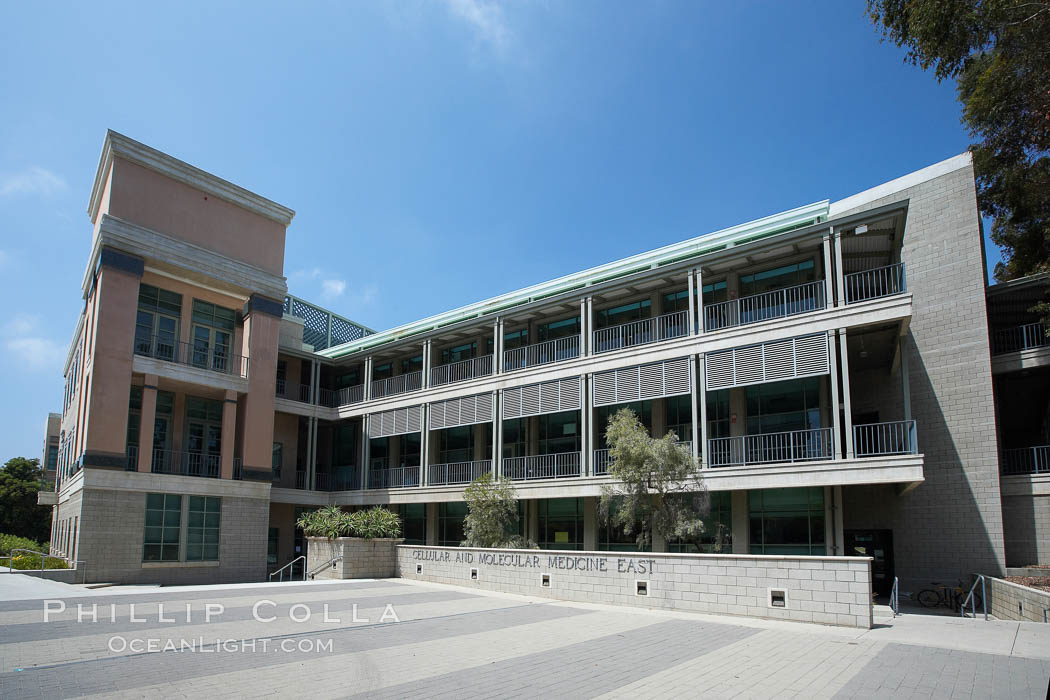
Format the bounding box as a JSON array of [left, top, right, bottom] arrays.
[[916, 579, 982, 611]]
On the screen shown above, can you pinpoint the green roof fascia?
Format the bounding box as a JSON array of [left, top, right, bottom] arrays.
[[317, 199, 829, 359]]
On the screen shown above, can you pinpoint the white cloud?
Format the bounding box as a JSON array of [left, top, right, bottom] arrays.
[[440, 0, 511, 53], [289, 266, 322, 281], [348, 284, 379, 308], [0, 166, 68, 198], [320, 279, 347, 301], [2, 314, 64, 372]]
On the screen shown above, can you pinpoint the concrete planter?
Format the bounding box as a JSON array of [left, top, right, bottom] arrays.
[[306, 537, 404, 580]]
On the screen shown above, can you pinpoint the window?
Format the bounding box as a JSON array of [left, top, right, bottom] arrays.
[[706, 390, 730, 439], [667, 491, 732, 553], [538, 410, 580, 454], [191, 300, 236, 372], [372, 362, 393, 381], [749, 487, 825, 555], [596, 300, 650, 329], [143, 494, 182, 562], [503, 417, 527, 458], [332, 426, 357, 467], [272, 443, 283, 480], [661, 288, 691, 314], [397, 504, 426, 545], [504, 328, 529, 350], [536, 316, 580, 341], [440, 341, 477, 365], [438, 425, 475, 464], [740, 260, 815, 298], [135, 284, 182, 360], [745, 377, 822, 434], [186, 496, 221, 561], [46, 445, 58, 471], [336, 367, 361, 389], [438, 502, 468, 546], [184, 397, 223, 476], [267, 528, 279, 566], [538, 498, 583, 550], [599, 497, 651, 552], [400, 355, 423, 375], [665, 395, 692, 442], [398, 433, 422, 468], [702, 280, 728, 306]]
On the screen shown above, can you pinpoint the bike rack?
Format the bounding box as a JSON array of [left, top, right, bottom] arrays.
[[960, 574, 988, 620]]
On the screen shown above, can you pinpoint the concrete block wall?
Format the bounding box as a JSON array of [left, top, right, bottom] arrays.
[[397, 545, 874, 629], [307, 537, 403, 579], [985, 576, 1050, 623], [1002, 493, 1050, 567], [75, 487, 268, 585], [839, 159, 1007, 587]]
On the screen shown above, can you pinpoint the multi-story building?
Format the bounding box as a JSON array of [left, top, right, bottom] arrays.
[[40, 412, 60, 485], [43, 130, 1044, 590]]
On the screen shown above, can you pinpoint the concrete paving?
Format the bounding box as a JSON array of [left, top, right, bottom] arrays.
[[0, 573, 1047, 698]]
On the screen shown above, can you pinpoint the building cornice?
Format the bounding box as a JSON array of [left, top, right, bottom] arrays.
[[87, 130, 295, 226]]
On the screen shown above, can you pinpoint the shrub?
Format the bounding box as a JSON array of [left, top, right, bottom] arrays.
[[296, 505, 352, 539], [349, 507, 401, 539], [9, 553, 68, 570], [0, 533, 46, 557]]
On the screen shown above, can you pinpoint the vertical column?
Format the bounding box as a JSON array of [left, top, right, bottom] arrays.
[[305, 416, 315, 490], [236, 296, 282, 482], [425, 503, 439, 545], [363, 357, 373, 399], [494, 391, 503, 478], [581, 375, 591, 476], [731, 491, 749, 554], [493, 320, 502, 374], [692, 357, 702, 463], [360, 416, 371, 489], [687, 268, 697, 336], [822, 232, 835, 307], [137, 375, 158, 472], [420, 405, 429, 487], [833, 227, 846, 307], [491, 391, 499, 474], [220, 389, 238, 479], [900, 334, 912, 422], [828, 329, 842, 459], [580, 298, 589, 356], [583, 497, 598, 550], [695, 268, 705, 334], [839, 328, 854, 459], [310, 358, 319, 405]]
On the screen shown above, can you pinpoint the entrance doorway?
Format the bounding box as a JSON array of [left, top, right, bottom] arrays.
[[844, 529, 894, 597]]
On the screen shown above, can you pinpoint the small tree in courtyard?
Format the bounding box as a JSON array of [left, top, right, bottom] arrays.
[[599, 408, 710, 551], [462, 472, 534, 548]]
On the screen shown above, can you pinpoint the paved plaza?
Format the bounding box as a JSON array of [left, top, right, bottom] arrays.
[[0, 574, 1048, 699]]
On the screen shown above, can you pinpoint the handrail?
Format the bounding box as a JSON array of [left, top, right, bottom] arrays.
[[704, 279, 825, 331], [503, 335, 580, 372], [276, 379, 311, 403], [0, 549, 84, 583], [708, 428, 833, 467], [134, 334, 249, 378], [308, 554, 344, 580], [854, 421, 917, 457], [594, 442, 692, 476], [269, 555, 306, 582], [371, 371, 423, 399], [430, 354, 494, 387], [593, 310, 689, 354], [890, 576, 899, 616], [1001, 445, 1050, 475], [503, 452, 581, 480], [150, 448, 222, 478], [992, 322, 1049, 355], [428, 459, 492, 486], [960, 574, 988, 620], [844, 263, 906, 304]]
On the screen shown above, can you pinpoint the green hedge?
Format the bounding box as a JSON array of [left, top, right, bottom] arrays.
[[0, 533, 67, 569], [0, 533, 46, 557]]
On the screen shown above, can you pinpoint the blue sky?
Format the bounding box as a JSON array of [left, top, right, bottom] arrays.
[[0, 1, 998, 461]]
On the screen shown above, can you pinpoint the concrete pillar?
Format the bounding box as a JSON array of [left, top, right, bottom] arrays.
[[822, 232, 835, 307], [364, 357, 373, 399], [839, 328, 854, 459], [828, 330, 843, 459], [651, 528, 667, 553], [731, 491, 749, 554], [833, 228, 846, 307], [696, 268, 705, 334], [697, 355, 706, 466], [491, 391, 499, 473], [360, 417, 370, 489], [528, 415, 540, 455], [687, 268, 697, 336], [652, 396, 666, 439], [425, 503, 439, 545], [581, 376, 591, 476], [493, 321, 502, 374], [901, 334, 912, 422], [474, 422, 487, 462], [237, 303, 281, 479], [583, 497, 598, 550], [824, 485, 845, 556], [729, 388, 746, 438], [420, 405, 429, 486], [220, 390, 238, 479], [137, 375, 158, 472], [580, 298, 589, 356]]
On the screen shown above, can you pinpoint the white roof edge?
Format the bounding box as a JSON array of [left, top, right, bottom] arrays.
[[87, 130, 296, 226], [318, 199, 829, 358], [828, 152, 972, 217]]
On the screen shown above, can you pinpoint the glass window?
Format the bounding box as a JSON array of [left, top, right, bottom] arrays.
[[127, 386, 142, 450], [191, 300, 235, 331], [397, 504, 426, 545], [398, 433, 422, 467], [336, 367, 360, 388], [135, 284, 181, 360], [439, 425, 474, 464], [267, 527, 279, 566], [596, 300, 651, 329], [538, 410, 580, 454], [667, 491, 733, 553], [272, 443, 283, 480], [661, 288, 691, 314], [332, 425, 357, 466], [740, 260, 816, 297], [745, 377, 822, 434], [504, 328, 529, 350], [502, 417, 527, 458], [599, 497, 651, 552], [372, 362, 393, 381], [536, 316, 581, 341], [400, 355, 423, 375], [538, 498, 583, 550], [440, 341, 477, 365], [186, 496, 221, 561], [706, 390, 730, 439], [438, 502, 468, 546], [186, 396, 223, 422], [749, 487, 825, 555], [702, 280, 728, 306], [143, 493, 181, 562], [665, 395, 693, 442]]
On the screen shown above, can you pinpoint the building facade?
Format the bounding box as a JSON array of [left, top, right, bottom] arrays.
[[44, 131, 1045, 589]]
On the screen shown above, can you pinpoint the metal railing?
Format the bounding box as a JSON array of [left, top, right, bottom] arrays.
[[992, 322, 1050, 355], [233, 458, 242, 480], [125, 445, 138, 471], [368, 465, 421, 489], [960, 575, 988, 620], [503, 452, 581, 480], [313, 470, 359, 491], [593, 442, 692, 476], [503, 335, 581, 372], [308, 554, 343, 580], [0, 549, 87, 584], [294, 470, 307, 489], [269, 555, 306, 582], [371, 371, 423, 399], [275, 379, 311, 403], [150, 449, 221, 478], [1001, 445, 1050, 475], [335, 384, 365, 407], [844, 263, 906, 304], [854, 421, 917, 457], [704, 280, 826, 331], [708, 428, 833, 467], [428, 459, 492, 485], [431, 354, 494, 387], [593, 310, 689, 354], [134, 335, 248, 378], [890, 576, 899, 616]]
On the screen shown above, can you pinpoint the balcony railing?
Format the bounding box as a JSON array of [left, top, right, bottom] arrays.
[[233, 458, 243, 480], [502, 452, 581, 480], [430, 354, 494, 387], [854, 421, 917, 457], [371, 371, 423, 399], [704, 280, 825, 331], [314, 469, 359, 491], [125, 445, 138, 471], [275, 379, 311, 403], [503, 336, 580, 372], [335, 384, 365, 407], [150, 448, 221, 478], [368, 464, 421, 489], [428, 460, 492, 486], [992, 323, 1049, 355], [844, 263, 906, 304], [593, 442, 692, 476], [593, 310, 689, 354], [135, 335, 248, 378], [295, 470, 307, 489], [1001, 446, 1050, 475], [708, 428, 833, 467]]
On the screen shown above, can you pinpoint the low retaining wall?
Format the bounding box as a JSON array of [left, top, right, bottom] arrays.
[[307, 537, 403, 579], [397, 546, 873, 629], [985, 576, 1050, 623]]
